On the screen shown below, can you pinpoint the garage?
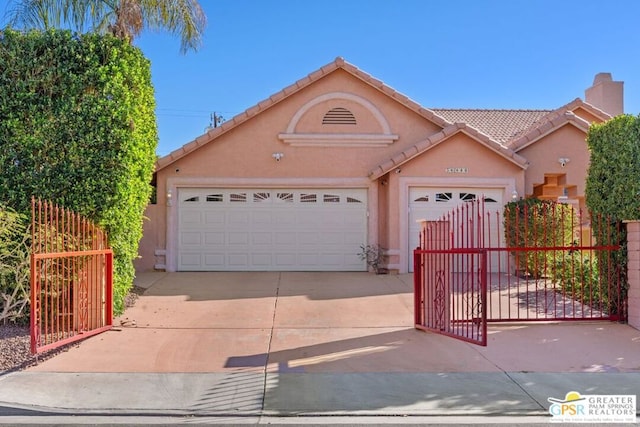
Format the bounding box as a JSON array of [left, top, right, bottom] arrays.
[[408, 187, 505, 272], [177, 188, 368, 271]]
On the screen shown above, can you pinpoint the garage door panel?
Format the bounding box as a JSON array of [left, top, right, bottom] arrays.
[[181, 211, 202, 227], [320, 232, 345, 245], [228, 232, 249, 245], [275, 253, 297, 266], [180, 253, 201, 267], [180, 232, 202, 246], [228, 253, 249, 267], [204, 211, 224, 225], [178, 188, 367, 271], [204, 253, 225, 268], [298, 253, 320, 266], [276, 232, 297, 245], [252, 232, 273, 245], [321, 254, 343, 266], [275, 212, 296, 226], [344, 232, 365, 244], [251, 253, 272, 266], [204, 232, 224, 245], [228, 211, 250, 225], [295, 231, 317, 244], [252, 211, 273, 225]]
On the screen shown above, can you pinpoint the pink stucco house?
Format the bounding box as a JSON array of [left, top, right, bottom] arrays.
[[137, 57, 623, 274]]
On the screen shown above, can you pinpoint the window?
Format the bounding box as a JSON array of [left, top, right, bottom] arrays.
[[414, 195, 430, 202], [460, 193, 477, 202], [206, 194, 223, 202], [324, 194, 340, 203], [184, 196, 199, 202], [346, 197, 363, 204], [230, 193, 247, 202], [253, 192, 270, 202], [322, 107, 356, 125], [300, 193, 317, 203], [435, 192, 452, 202], [277, 192, 293, 203]]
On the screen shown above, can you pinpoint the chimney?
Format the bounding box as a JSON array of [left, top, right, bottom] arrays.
[[585, 72, 624, 116]]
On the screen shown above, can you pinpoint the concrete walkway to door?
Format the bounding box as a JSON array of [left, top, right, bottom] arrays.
[[0, 271, 639, 423]]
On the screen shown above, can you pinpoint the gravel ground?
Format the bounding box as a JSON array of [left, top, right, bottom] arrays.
[[0, 287, 143, 374], [0, 324, 33, 372]]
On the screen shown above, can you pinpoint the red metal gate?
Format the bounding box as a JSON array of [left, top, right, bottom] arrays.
[[414, 248, 487, 345], [414, 198, 624, 346], [30, 198, 113, 354]]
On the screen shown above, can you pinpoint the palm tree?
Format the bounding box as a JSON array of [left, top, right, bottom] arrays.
[[4, 0, 206, 53]]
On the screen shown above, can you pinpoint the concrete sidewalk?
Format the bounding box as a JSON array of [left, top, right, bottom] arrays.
[[0, 272, 639, 424]]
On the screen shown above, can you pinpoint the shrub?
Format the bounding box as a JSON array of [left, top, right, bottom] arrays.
[[0, 205, 30, 324], [0, 29, 158, 314], [503, 199, 575, 278], [358, 244, 388, 274], [551, 251, 607, 312]]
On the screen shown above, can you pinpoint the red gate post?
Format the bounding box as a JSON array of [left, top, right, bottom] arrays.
[[414, 247, 424, 327]]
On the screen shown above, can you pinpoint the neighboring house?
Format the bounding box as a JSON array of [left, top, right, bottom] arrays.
[[137, 57, 623, 274]]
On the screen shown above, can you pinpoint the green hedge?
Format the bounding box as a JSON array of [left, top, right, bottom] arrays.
[[585, 115, 640, 317], [0, 29, 158, 314]]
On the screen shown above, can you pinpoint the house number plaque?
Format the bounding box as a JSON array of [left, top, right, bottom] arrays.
[[445, 167, 468, 173]]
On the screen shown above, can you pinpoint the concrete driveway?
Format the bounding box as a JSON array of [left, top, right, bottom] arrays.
[[2, 271, 639, 421], [29, 271, 640, 374]]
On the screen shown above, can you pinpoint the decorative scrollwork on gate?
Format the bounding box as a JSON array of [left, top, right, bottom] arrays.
[[434, 270, 446, 331]]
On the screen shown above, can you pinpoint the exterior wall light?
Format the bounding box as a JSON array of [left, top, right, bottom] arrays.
[[512, 190, 519, 200], [167, 190, 173, 206], [272, 152, 284, 162], [558, 157, 570, 167]]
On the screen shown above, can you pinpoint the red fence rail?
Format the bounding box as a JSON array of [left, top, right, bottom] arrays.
[[416, 198, 624, 327], [30, 198, 113, 354]]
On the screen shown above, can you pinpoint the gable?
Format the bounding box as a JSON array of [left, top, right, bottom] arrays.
[[278, 91, 399, 147], [369, 123, 527, 180], [156, 58, 450, 172], [398, 131, 524, 178]]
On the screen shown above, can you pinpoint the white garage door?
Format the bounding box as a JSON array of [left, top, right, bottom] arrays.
[[408, 187, 505, 272], [178, 188, 368, 271]]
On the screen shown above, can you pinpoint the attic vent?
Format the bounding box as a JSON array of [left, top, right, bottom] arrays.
[[322, 107, 356, 125]]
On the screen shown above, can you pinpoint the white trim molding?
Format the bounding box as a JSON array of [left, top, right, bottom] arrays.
[[279, 91, 398, 147]]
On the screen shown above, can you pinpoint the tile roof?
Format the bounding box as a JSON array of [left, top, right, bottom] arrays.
[[431, 109, 551, 145]]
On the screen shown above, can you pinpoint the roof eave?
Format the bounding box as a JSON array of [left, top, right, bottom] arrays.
[[368, 123, 528, 180]]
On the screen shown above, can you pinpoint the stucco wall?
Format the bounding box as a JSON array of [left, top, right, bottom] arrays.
[[626, 221, 640, 329], [135, 203, 162, 272], [518, 125, 590, 197], [140, 66, 599, 274]]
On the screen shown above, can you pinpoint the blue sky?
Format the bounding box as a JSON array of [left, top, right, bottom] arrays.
[[5, 1, 640, 156]]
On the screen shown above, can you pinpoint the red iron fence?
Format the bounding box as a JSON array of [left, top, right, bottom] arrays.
[[30, 198, 113, 354], [414, 198, 624, 345]]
